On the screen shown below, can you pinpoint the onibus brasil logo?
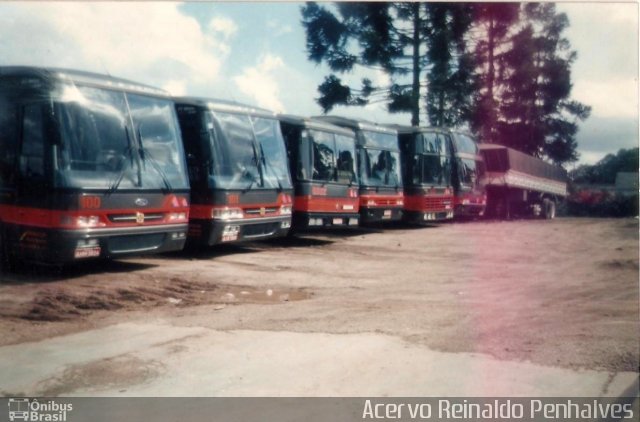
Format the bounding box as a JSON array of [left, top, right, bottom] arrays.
[[8, 399, 73, 422]]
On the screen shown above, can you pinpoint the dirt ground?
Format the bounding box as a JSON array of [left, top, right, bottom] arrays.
[[0, 217, 638, 383]]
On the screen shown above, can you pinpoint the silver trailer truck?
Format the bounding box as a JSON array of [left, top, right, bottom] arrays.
[[480, 144, 568, 219]]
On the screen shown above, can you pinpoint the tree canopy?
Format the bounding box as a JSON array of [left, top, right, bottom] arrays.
[[301, 1, 591, 165], [570, 148, 639, 185]]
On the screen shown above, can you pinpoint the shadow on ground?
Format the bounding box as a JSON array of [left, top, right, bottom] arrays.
[[0, 260, 155, 285]]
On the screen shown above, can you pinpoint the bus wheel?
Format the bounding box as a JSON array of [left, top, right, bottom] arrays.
[[543, 198, 556, 220]]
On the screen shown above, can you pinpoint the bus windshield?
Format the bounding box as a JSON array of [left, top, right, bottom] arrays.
[[206, 111, 291, 190], [360, 148, 402, 188], [457, 157, 485, 189], [334, 133, 357, 184], [252, 116, 292, 189], [410, 132, 450, 186], [453, 133, 478, 155], [358, 129, 401, 188], [302, 129, 357, 185], [53, 83, 188, 190], [361, 130, 398, 150]]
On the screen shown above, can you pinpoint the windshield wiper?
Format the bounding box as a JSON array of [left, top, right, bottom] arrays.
[[108, 128, 137, 193], [257, 142, 283, 191], [137, 128, 172, 193]]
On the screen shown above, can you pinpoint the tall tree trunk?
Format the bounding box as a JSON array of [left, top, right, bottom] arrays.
[[411, 2, 421, 126], [486, 15, 496, 143]]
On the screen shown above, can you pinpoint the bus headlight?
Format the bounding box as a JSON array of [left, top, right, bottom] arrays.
[[64, 215, 101, 228], [280, 205, 292, 215], [212, 207, 243, 220], [169, 212, 187, 222]]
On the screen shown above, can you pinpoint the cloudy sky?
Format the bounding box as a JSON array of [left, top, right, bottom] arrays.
[[0, 1, 637, 166]]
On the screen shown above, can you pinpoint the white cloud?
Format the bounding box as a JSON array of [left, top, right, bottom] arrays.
[[0, 2, 228, 91], [572, 78, 639, 119], [557, 3, 638, 163], [266, 19, 293, 37], [209, 16, 238, 40], [558, 3, 638, 110], [233, 54, 286, 112], [577, 151, 608, 166], [162, 80, 187, 97], [373, 69, 391, 88]]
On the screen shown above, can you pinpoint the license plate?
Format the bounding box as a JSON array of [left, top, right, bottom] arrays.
[[332, 218, 343, 225], [74, 246, 101, 259], [383, 210, 392, 219], [221, 234, 238, 242]]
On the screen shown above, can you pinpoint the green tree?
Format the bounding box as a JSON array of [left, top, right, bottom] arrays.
[[469, 2, 520, 143], [424, 3, 476, 127], [301, 2, 422, 124], [497, 3, 590, 164], [571, 148, 639, 184], [301, 2, 475, 127]]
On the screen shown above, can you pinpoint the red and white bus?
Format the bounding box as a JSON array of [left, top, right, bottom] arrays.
[[315, 117, 404, 224], [447, 130, 487, 218], [394, 125, 455, 223], [279, 115, 359, 230], [175, 98, 293, 245], [0, 67, 190, 266]]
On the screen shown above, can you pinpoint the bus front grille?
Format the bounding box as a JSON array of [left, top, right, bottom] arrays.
[[108, 212, 165, 224], [244, 207, 278, 216]]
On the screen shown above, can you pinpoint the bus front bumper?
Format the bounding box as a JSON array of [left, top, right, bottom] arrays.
[[359, 207, 403, 224], [188, 216, 292, 246], [293, 212, 360, 229], [14, 223, 188, 264], [403, 210, 454, 224]]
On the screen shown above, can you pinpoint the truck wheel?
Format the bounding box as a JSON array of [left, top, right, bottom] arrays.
[[543, 198, 556, 219]]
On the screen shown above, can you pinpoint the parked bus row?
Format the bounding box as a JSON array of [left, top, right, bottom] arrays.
[[0, 67, 564, 267]]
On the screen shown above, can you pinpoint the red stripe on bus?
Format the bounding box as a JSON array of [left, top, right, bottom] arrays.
[[0, 204, 189, 229], [189, 198, 292, 220], [403, 194, 454, 212], [359, 193, 404, 208], [453, 193, 487, 207], [294, 196, 360, 213]]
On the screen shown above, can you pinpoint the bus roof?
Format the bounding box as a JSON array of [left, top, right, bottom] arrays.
[[174, 96, 277, 119], [387, 124, 476, 139], [0, 66, 169, 97], [278, 114, 355, 138], [314, 115, 398, 135]]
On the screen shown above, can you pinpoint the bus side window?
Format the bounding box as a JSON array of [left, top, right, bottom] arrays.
[[20, 104, 46, 179]]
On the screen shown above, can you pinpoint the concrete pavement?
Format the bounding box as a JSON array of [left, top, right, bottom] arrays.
[[1, 321, 637, 397]]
